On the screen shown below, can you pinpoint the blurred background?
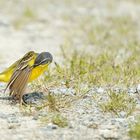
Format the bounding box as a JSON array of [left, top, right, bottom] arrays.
[[0, 0, 140, 69], [0, 2, 140, 139]]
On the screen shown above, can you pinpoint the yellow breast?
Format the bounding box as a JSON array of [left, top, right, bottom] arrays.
[[0, 65, 48, 83], [29, 65, 48, 82]]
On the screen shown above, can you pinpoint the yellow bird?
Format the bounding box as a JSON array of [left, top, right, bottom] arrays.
[[0, 51, 53, 103]]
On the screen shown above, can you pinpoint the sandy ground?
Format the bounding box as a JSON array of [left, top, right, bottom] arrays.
[[0, 0, 140, 140]]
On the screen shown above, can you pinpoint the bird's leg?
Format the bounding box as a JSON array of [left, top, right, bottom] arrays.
[[19, 96, 32, 113]]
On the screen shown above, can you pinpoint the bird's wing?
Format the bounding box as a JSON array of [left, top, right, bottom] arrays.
[[4, 51, 35, 102], [9, 66, 32, 102], [1, 51, 37, 75]]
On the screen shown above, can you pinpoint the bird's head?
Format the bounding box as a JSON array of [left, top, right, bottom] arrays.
[[34, 52, 53, 67]]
